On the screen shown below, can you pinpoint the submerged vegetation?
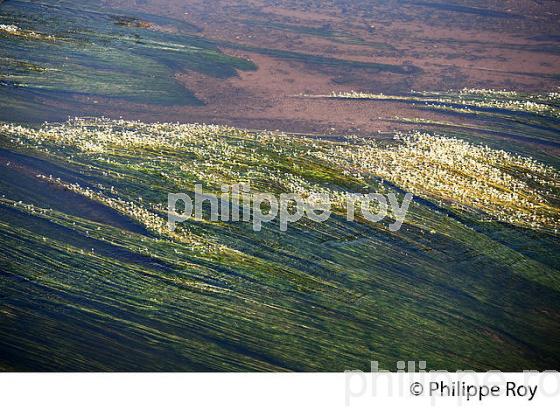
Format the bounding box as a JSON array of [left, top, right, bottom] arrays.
[[307, 90, 560, 233], [1, 118, 558, 233], [0, 0, 256, 116], [1, 100, 559, 370], [0, 23, 55, 41], [311, 131, 559, 232], [0, 0, 559, 373], [303, 88, 560, 165], [323, 89, 560, 119]]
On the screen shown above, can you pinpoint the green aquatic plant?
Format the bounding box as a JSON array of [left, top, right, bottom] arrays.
[[317, 89, 560, 119], [3, 117, 557, 232], [0, 23, 55, 41], [0, 103, 559, 371], [0, 0, 256, 114], [310, 131, 559, 232]]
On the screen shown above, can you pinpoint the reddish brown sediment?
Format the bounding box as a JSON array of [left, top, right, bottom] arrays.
[[58, 0, 560, 133]]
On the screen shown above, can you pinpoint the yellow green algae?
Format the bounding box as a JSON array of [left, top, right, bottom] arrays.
[[0, 110, 559, 371]]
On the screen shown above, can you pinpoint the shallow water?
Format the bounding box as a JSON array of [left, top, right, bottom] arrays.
[[0, 0, 559, 372]]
